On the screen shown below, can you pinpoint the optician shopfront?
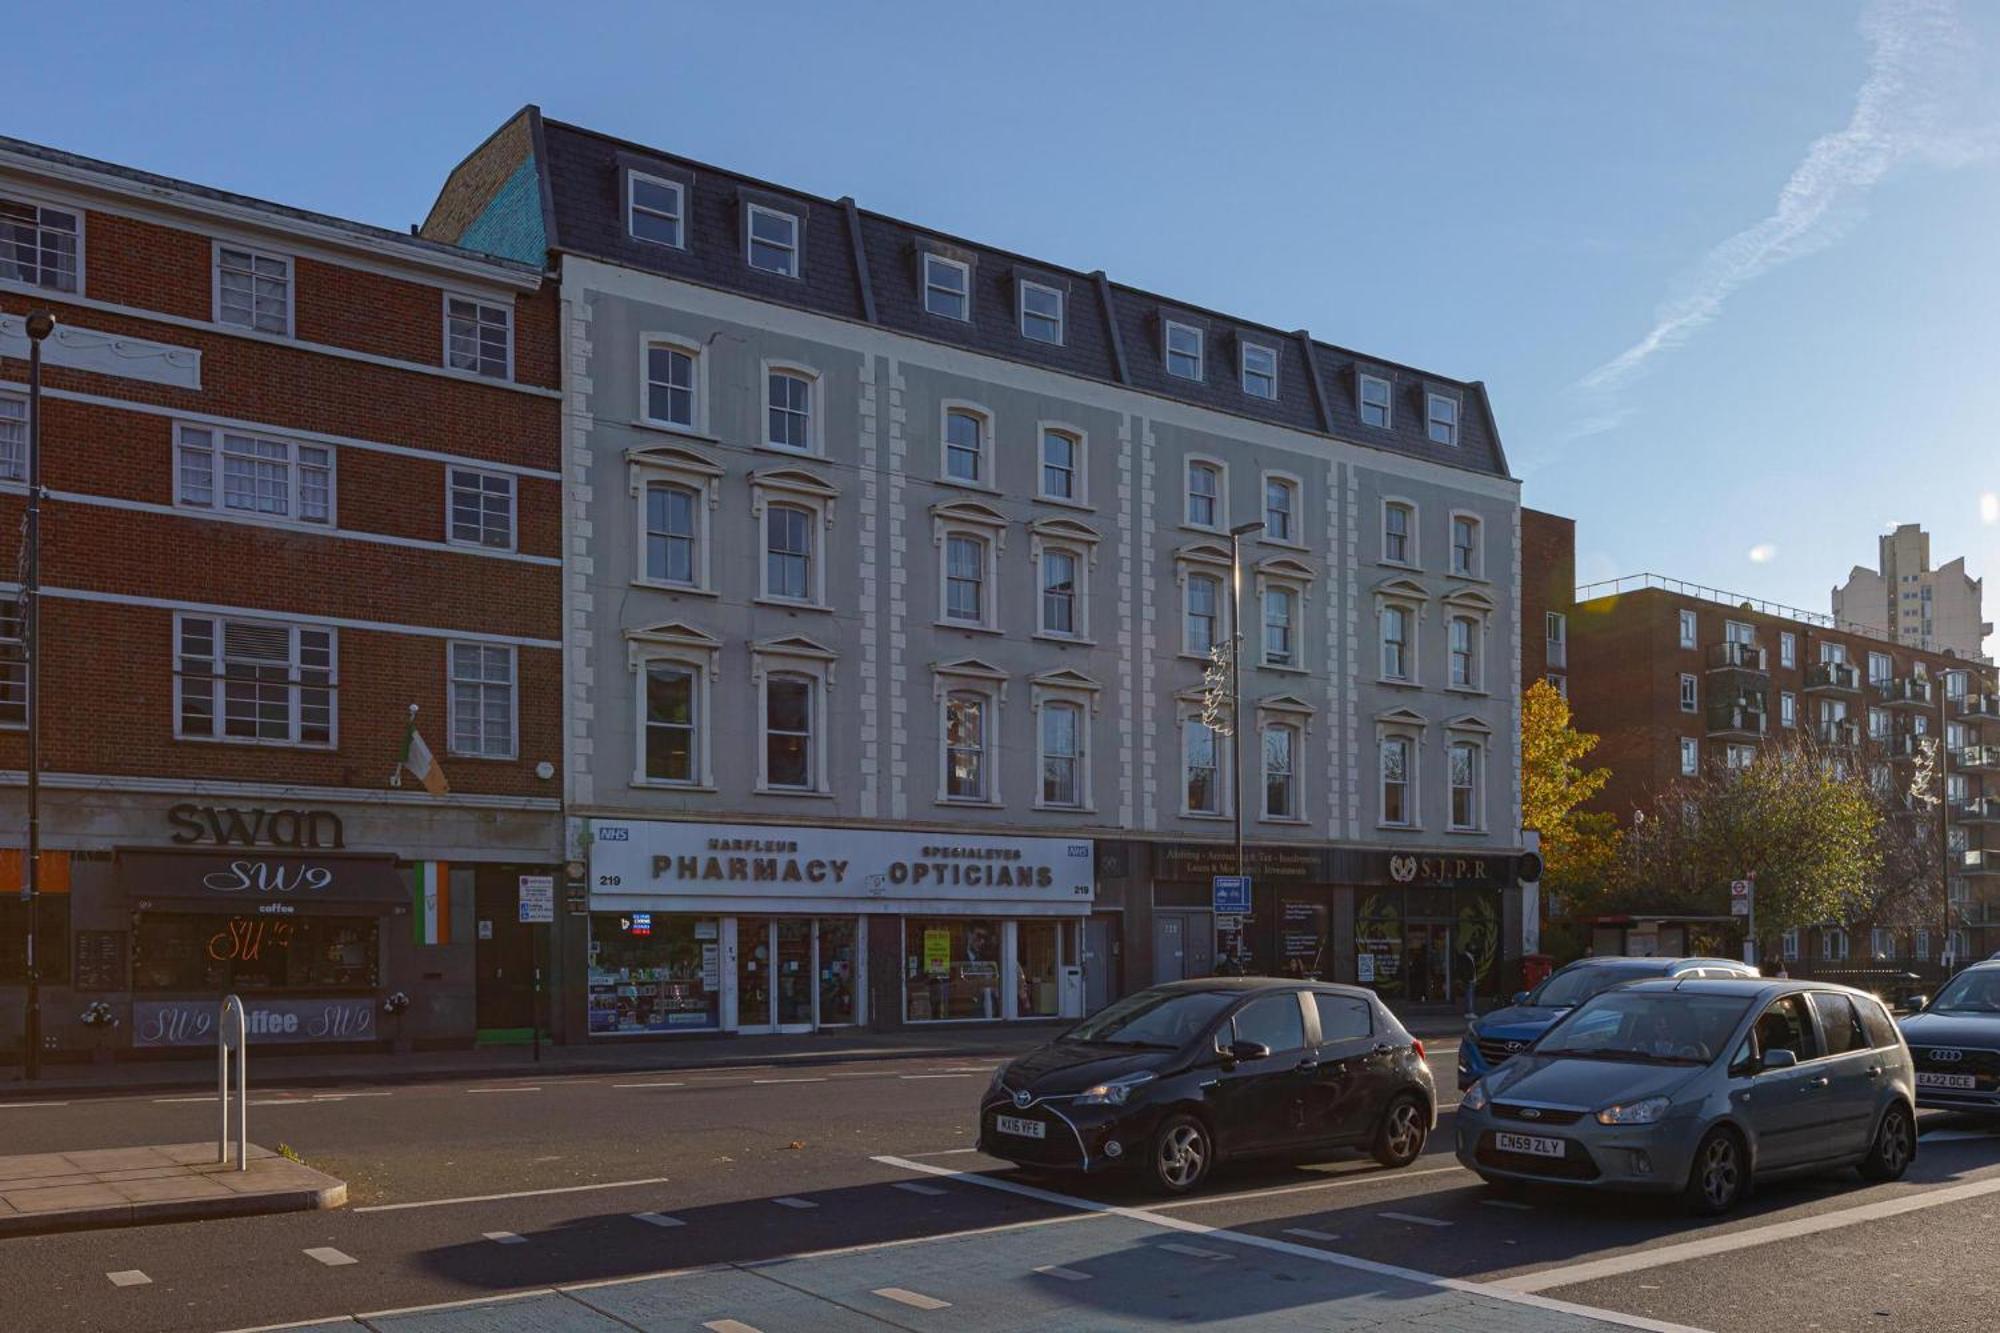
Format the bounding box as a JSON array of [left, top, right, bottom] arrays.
[[584, 819, 1095, 1035]]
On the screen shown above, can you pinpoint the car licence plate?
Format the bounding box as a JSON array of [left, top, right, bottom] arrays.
[[995, 1114, 1046, 1139], [1919, 1072, 1978, 1090], [1494, 1132, 1565, 1158]]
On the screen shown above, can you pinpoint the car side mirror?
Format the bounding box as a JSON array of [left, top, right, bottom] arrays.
[[1511, 990, 1530, 1006], [1225, 1040, 1271, 1066], [1902, 995, 1929, 1014], [1760, 1049, 1799, 1072]]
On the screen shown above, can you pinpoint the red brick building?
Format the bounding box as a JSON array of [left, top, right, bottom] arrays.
[[1529, 509, 1999, 971], [0, 135, 562, 1060]]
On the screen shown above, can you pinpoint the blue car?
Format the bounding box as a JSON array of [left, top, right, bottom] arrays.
[[1458, 956, 1758, 1090]]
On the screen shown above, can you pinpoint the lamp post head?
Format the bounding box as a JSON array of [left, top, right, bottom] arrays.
[[1229, 521, 1266, 538], [24, 311, 55, 342]]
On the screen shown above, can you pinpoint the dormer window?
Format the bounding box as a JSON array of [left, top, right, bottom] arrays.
[[1241, 342, 1278, 400], [628, 173, 685, 247], [746, 204, 799, 277], [924, 253, 970, 320], [1165, 321, 1203, 380], [1020, 280, 1064, 344], [1359, 373, 1391, 428], [1427, 393, 1459, 446]]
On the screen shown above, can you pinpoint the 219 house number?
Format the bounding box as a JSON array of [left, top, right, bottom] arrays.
[[598, 874, 622, 887]]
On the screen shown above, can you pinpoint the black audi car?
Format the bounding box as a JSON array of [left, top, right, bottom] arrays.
[[978, 978, 1436, 1194], [1900, 961, 2000, 1117]]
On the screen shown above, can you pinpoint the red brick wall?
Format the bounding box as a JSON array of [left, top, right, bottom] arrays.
[[1520, 508, 1574, 688]]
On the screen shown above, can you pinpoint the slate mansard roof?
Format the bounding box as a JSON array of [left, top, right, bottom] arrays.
[[424, 107, 1511, 479]]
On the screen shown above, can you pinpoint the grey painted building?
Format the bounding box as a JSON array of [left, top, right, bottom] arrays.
[[426, 107, 1529, 1035]]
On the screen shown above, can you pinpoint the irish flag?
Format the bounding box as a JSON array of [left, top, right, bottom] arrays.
[[413, 861, 452, 945], [400, 714, 449, 795]]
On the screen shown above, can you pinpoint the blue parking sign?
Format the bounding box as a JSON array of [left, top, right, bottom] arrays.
[[1211, 875, 1252, 913]]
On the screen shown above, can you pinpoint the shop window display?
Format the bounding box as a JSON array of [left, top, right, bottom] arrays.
[[1017, 921, 1061, 1017], [905, 918, 1002, 1021], [132, 916, 377, 992], [589, 914, 721, 1034]]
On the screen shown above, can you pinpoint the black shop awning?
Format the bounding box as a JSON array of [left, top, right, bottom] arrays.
[[118, 849, 410, 916]]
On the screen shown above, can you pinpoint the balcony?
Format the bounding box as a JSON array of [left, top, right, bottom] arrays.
[[1964, 850, 2000, 877], [1805, 662, 1861, 693], [1955, 745, 2000, 774], [1815, 719, 1860, 747], [1953, 797, 2000, 825], [1876, 676, 1934, 709], [1706, 641, 1768, 673], [1886, 732, 1932, 762], [1959, 694, 2000, 723], [1707, 698, 1768, 739]]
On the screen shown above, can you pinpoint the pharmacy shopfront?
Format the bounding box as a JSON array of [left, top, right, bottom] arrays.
[[585, 819, 1095, 1035]]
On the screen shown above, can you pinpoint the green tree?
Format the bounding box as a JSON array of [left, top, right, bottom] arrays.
[[1520, 679, 1621, 907], [1618, 736, 1881, 953]]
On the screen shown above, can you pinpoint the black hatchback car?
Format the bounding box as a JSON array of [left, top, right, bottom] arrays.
[[978, 978, 1436, 1194], [1900, 961, 2000, 1117]]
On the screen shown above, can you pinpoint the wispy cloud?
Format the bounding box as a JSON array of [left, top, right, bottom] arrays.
[[1564, 0, 1986, 436], [1980, 492, 1999, 524], [1747, 543, 1778, 564]]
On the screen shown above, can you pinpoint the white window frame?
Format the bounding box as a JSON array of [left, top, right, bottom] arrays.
[[1678, 608, 1698, 650], [627, 171, 686, 248], [1448, 511, 1482, 578], [1019, 279, 1064, 344], [934, 503, 1006, 632], [1822, 928, 1849, 963], [751, 468, 838, 610], [923, 252, 971, 321], [1030, 520, 1099, 643], [1427, 392, 1460, 446], [173, 423, 335, 529], [212, 241, 294, 337], [1380, 600, 1420, 684], [1032, 677, 1099, 813], [0, 192, 82, 293], [1180, 709, 1228, 819], [1680, 737, 1699, 775], [940, 401, 993, 489], [1782, 928, 1801, 962], [1679, 673, 1698, 712], [935, 669, 1004, 806], [0, 602, 21, 729], [761, 361, 821, 455], [1164, 320, 1204, 380], [442, 291, 514, 380], [1037, 423, 1087, 506], [628, 625, 719, 789], [1240, 341, 1278, 400], [1868, 651, 1893, 686], [1378, 727, 1420, 829], [1546, 611, 1567, 669], [1184, 455, 1227, 531], [1381, 498, 1418, 568], [1260, 470, 1302, 547], [1447, 613, 1484, 692], [1257, 719, 1300, 822], [1780, 690, 1797, 728], [1779, 632, 1797, 668], [1447, 736, 1484, 831], [641, 335, 706, 433], [1179, 556, 1230, 660], [173, 612, 338, 749], [751, 639, 836, 796], [745, 203, 801, 277], [0, 392, 23, 482], [1359, 373, 1392, 428], [445, 464, 517, 552], [1726, 743, 1756, 770], [1254, 557, 1313, 673], [629, 446, 722, 594], [447, 641, 517, 759]]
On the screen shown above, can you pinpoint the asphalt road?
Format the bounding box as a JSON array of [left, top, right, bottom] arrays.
[[0, 1041, 1993, 1332]]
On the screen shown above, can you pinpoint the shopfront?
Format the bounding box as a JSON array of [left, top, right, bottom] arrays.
[[586, 819, 1094, 1033], [1347, 851, 1513, 1006]]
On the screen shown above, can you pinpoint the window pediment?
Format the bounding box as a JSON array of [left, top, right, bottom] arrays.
[[1028, 515, 1101, 545], [1255, 554, 1316, 584], [628, 445, 723, 509], [1375, 706, 1429, 728], [1258, 693, 1317, 719], [1445, 713, 1494, 734], [751, 634, 837, 662], [1443, 586, 1496, 613], [1175, 540, 1233, 568], [749, 466, 839, 500], [1374, 575, 1430, 603], [932, 498, 1008, 529], [625, 621, 721, 676], [932, 656, 1009, 701], [1032, 667, 1102, 693]]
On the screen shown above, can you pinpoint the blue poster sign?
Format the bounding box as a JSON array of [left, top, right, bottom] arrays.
[[1211, 875, 1252, 913]]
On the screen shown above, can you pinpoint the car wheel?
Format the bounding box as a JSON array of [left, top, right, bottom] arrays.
[[1373, 1094, 1428, 1168], [1682, 1127, 1748, 1216], [1149, 1113, 1213, 1196], [1859, 1103, 1915, 1182]]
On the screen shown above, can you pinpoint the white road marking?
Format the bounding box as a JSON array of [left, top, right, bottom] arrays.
[[873, 1287, 951, 1311], [1282, 1228, 1341, 1242], [632, 1212, 685, 1228], [772, 1196, 817, 1209], [899, 1073, 972, 1080], [613, 1081, 687, 1090], [1381, 1211, 1454, 1228], [870, 1155, 1711, 1333], [901, 1147, 981, 1158], [703, 1322, 763, 1333], [354, 1177, 674, 1212], [154, 1095, 218, 1104], [1498, 1171, 2000, 1293], [106, 1270, 151, 1287], [1161, 1242, 1231, 1260], [1147, 1163, 1466, 1209], [1482, 1199, 1534, 1211], [1034, 1264, 1092, 1281], [753, 1077, 826, 1085], [304, 1247, 357, 1267], [465, 1086, 541, 1094], [0, 1101, 69, 1109], [310, 1091, 392, 1099], [892, 1181, 947, 1196], [483, 1231, 527, 1245]]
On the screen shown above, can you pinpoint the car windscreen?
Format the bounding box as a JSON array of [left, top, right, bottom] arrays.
[[1535, 991, 1753, 1065], [1928, 970, 2000, 1014], [1530, 964, 1664, 1009], [1065, 989, 1238, 1049]]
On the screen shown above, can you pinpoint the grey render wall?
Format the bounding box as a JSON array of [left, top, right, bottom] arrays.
[[560, 256, 1521, 858]]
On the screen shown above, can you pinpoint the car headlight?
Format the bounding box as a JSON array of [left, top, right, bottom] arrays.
[[1461, 1080, 1490, 1112], [989, 1066, 1009, 1094], [1595, 1096, 1671, 1126], [1075, 1072, 1156, 1106]]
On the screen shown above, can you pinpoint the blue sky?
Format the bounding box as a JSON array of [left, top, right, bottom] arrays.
[[14, 1, 1999, 651]]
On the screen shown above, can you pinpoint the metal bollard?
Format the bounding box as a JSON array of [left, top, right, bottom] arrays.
[[217, 995, 247, 1171]]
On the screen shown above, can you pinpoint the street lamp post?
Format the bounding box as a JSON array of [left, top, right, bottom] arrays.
[[21, 310, 54, 1081], [1227, 521, 1265, 883]]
